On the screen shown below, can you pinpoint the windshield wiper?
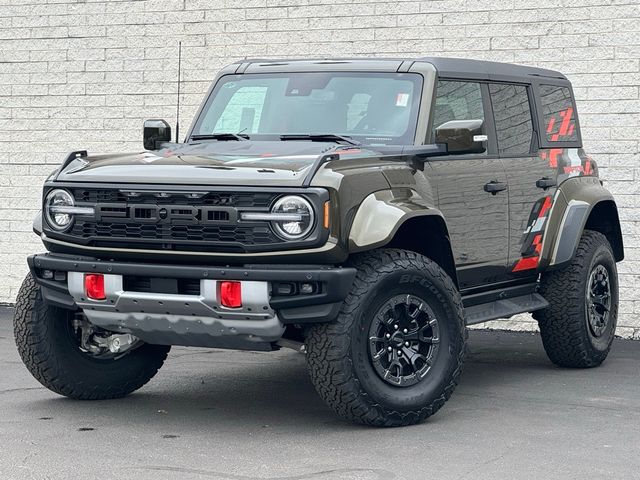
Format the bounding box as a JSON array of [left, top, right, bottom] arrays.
[[190, 133, 249, 142], [279, 134, 361, 146]]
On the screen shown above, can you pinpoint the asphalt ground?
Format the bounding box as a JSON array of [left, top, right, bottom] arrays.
[[1, 305, 639, 480]]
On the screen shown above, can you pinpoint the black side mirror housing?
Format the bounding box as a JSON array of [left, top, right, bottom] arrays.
[[435, 119, 486, 155], [143, 119, 171, 150]]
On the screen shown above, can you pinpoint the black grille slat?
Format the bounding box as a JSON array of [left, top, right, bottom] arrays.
[[207, 210, 230, 221], [70, 222, 280, 244], [71, 189, 272, 207]]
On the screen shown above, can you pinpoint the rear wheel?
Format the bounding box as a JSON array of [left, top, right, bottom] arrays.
[[535, 230, 618, 368], [13, 273, 170, 399], [305, 249, 466, 427]]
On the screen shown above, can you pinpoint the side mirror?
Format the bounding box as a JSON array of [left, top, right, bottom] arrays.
[[143, 119, 171, 150], [435, 119, 487, 155]]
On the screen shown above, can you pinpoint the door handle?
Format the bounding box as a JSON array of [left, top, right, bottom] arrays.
[[536, 177, 557, 190], [483, 181, 507, 195]]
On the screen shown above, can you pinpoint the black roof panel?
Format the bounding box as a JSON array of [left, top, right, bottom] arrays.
[[235, 57, 567, 82], [417, 56, 567, 81]]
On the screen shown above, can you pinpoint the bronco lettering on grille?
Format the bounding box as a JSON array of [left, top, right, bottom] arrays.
[[95, 204, 236, 225]]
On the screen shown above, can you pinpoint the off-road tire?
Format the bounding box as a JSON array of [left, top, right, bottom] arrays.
[[14, 273, 170, 399], [305, 249, 466, 427], [534, 230, 618, 368]]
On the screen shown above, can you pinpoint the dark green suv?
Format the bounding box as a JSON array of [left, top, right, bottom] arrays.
[[14, 57, 624, 427]]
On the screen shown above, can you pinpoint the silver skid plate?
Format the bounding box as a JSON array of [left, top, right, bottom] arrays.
[[67, 272, 284, 349]]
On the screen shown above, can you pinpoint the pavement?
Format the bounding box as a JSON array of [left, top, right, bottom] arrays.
[[1, 305, 639, 480]]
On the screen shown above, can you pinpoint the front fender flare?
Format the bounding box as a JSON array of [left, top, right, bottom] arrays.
[[348, 189, 446, 252]]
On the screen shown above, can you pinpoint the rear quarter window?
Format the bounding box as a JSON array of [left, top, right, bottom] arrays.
[[489, 83, 534, 156], [539, 84, 578, 143]]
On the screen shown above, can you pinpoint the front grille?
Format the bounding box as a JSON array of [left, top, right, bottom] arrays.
[[61, 188, 285, 252], [70, 222, 278, 247]]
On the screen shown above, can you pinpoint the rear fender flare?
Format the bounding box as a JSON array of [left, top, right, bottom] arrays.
[[541, 176, 623, 269]]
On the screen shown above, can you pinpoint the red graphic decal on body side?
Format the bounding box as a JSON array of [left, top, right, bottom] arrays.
[[548, 148, 563, 168], [564, 165, 583, 174], [513, 233, 543, 272], [512, 194, 553, 273], [584, 159, 592, 175], [539, 196, 552, 218]]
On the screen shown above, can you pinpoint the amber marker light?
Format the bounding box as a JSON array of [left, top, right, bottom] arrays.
[[323, 201, 330, 229]]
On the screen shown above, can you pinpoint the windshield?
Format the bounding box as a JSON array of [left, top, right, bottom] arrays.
[[191, 72, 423, 146]]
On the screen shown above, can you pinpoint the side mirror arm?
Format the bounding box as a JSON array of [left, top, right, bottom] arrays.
[[405, 143, 448, 158]]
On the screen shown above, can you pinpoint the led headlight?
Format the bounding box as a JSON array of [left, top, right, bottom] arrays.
[[271, 195, 314, 240], [45, 189, 75, 231]]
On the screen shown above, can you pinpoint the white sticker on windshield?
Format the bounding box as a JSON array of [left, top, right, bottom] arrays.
[[396, 93, 410, 107]]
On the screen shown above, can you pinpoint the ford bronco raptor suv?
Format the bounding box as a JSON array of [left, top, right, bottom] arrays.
[[15, 58, 624, 427]]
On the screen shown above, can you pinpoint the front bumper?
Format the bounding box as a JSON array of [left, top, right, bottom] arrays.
[[28, 253, 356, 350]]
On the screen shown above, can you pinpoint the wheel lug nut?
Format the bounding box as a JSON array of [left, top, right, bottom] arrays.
[[394, 324, 398, 330], [403, 328, 408, 334], [397, 350, 402, 355], [386, 333, 391, 339], [405, 341, 410, 347], [387, 346, 393, 352]]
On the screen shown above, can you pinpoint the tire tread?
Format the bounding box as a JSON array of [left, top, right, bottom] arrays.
[[535, 230, 616, 368], [305, 249, 466, 427], [13, 274, 169, 400]]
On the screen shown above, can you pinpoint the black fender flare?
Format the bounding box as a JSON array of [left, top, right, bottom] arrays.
[[541, 177, 623, 269]]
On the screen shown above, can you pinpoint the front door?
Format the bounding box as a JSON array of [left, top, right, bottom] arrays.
[[428, 80, 509, 292]]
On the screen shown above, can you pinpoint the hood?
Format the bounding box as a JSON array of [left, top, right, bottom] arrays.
[[55, 141, 354, 187]]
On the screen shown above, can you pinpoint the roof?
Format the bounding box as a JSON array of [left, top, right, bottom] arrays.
[[418, 56, 567, 81], [233, 57, 568, 83]]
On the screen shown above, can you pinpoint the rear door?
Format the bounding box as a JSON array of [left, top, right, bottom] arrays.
[[487, 83, 557, 279], [428, 80, 509, 291]]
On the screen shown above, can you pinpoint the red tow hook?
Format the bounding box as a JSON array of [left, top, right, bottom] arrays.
[[84, 273, 106, 300], [219, 281, 242, 308]]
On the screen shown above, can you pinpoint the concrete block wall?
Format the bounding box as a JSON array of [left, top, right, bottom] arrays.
[[1, 0, 639, 337]]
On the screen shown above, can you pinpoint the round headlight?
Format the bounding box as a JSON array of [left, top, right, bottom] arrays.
[[271, 195, 314, 240], [45, 189, 74, 231]]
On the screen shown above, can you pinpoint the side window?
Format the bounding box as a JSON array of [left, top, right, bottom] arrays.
[[214, 86, 268, 134], [431, 80, 485, 140], [489, 84, 534, 156], [539, 84, 578, 142]]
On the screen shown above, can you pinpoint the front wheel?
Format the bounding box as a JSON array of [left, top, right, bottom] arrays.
[[535, 230, 619, 368], [14, 273, 170, 400], [305, 249, 466, 427]]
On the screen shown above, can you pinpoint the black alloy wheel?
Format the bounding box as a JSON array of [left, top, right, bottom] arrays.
[[586, 264, 611, 338], [368, 294, 440, 387]]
